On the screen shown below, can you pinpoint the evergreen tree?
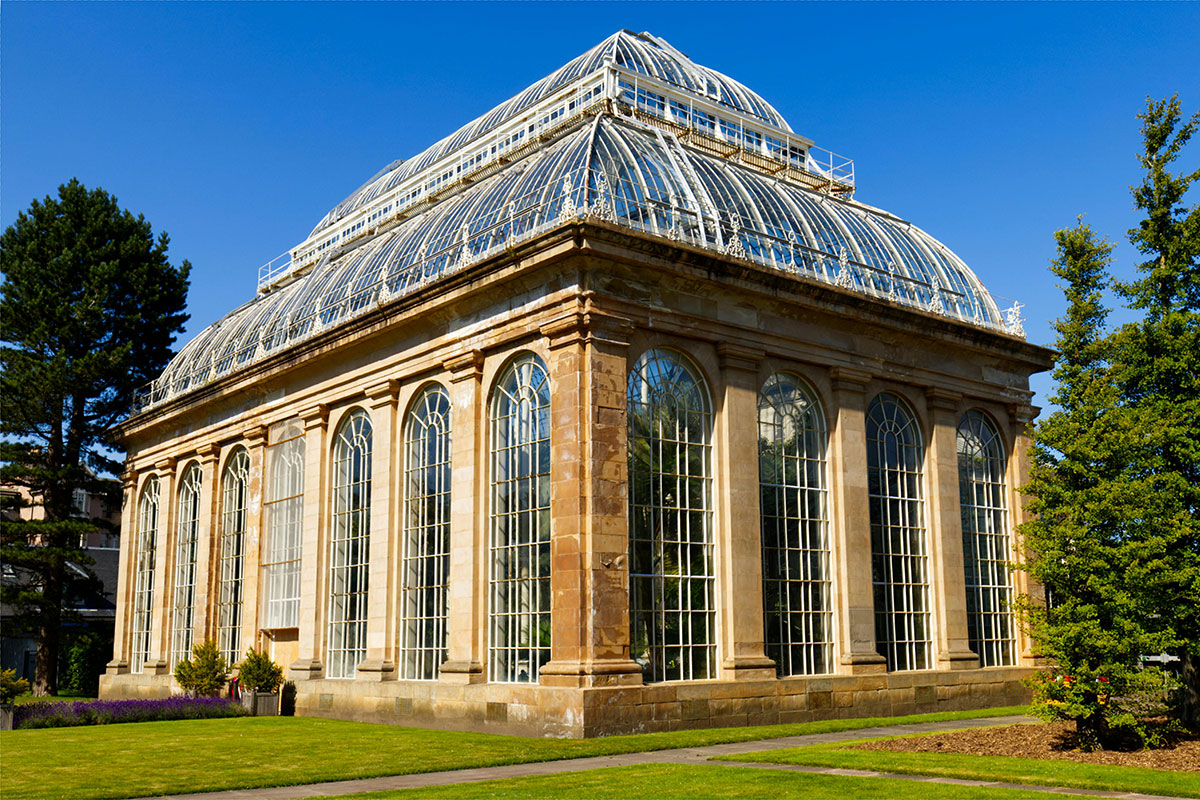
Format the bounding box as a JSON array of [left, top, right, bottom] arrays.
[[1113, 95, 1200, 726], [1020, 221, 1169, 749], [0, 179, 190, 695]]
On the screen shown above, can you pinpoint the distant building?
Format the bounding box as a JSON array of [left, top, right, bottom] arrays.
[[101, 31, 1053, 736], [1, 482, 121, 685]]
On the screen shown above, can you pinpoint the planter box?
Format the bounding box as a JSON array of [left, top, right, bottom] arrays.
[[240, 691, 279, 717], [0, 703, 12, 731]]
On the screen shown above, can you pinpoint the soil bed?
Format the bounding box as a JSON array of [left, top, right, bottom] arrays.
[[857, 721, 1200, 772]]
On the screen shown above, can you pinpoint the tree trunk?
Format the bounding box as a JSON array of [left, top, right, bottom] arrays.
[[33, 557, 65, 696], [1180, 649, 1200, 729]]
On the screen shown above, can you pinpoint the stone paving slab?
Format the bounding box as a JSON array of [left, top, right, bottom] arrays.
[[125, 715, 1193, 800]]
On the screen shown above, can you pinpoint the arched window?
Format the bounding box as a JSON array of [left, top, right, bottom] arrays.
[[957, 410, 1014, 667], [217, 448, 249, 664], [628, 348, 714, 682], [131, 476, 160, 674], [489, 353, 551, 683], [866, 393, 930, 671], [759, 372, 831, 676], [172, 464, 203, 667], [328, 409, 372, 679], [400, 384, 452, 680], [263, 420, 304, 629]]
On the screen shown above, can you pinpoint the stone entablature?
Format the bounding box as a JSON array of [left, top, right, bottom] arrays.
[[101, 221, 1052, 737]]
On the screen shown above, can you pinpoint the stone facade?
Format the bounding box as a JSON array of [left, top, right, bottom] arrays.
[[101, 219, 1053, 736]]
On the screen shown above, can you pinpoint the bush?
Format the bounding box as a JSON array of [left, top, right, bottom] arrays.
[[61, 630, 107, 696], [174, 640, 229, 696], [1, 668, 31, 703], [237, 648, 284, 694], [1027, 666, 1180, 749], [14, 696, 246, 729]]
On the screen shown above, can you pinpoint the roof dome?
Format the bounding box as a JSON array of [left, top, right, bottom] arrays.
[[138, 32, 1021, 411]]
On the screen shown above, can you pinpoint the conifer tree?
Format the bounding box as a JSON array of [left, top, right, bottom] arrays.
[[1112, 95, 1200, 726], [0, 180, 190, 695], [1019, 221, 1164, 749]]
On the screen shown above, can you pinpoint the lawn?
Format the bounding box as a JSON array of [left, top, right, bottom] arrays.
[[0, 706, 1025, 800], [322, 763, 1092, 800], [13, 693, 96, 705], [717, 736, 1200, 799]]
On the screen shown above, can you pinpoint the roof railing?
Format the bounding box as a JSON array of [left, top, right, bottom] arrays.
[[257, 63, 855, 295]]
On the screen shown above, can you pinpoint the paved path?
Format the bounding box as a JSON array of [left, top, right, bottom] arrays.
[[131, 715, 1194, 800]]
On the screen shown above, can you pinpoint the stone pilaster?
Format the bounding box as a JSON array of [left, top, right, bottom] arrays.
[[240, 425, 268, 659], [714, 343, 775, 680], [146, 457, 176, 676], [359, 380, 400, 681], [290, 404, 328, 680], [106, 468, 138, 675], [926, 388, 978, 670], [828, 368, 887, 674], [440, 350, 486, 683], [1008, 402, 1042, 664], [539, 310, 642, 687], [192, 444, 220, 644]]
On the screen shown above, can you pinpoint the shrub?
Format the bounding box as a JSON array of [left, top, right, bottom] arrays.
[[61, 631, 106, 696], [237, 648, 284, 694], [1, 668, 31, 703], [13, 696, 247, 729], [174, 640, 230, 696]]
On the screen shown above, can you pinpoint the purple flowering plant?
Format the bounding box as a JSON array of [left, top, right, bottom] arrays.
[[13, 695, 247, 729]]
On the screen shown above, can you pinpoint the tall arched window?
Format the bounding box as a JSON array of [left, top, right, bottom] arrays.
[[490, 353, 551, 683], [759, 372, 831, 676], [217, 448, 250, 664], [958, 410, 1014, 667], [263, 420, 304, 629], [131, 477, 160, 674], [628, 348, 714, 682], [400, 384, 452, 680], [172, 464, 203, 667], [328, 409, 372, 679], [866, 393, 930, 671]]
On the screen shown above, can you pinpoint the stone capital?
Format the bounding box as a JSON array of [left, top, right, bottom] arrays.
[[365, 379, 401, 408], [300, 404, 329, 431], [541, 312, 586, 349], [925, 386, 962, 412], [1009, 403, 1038, 426], [444, 349, 484, 382], [153, 456, 177, 474], [243, 424, 269, 446], [829, 366, 872, 393], [716, 342, 765, 373], [197, 442, 221, 464]]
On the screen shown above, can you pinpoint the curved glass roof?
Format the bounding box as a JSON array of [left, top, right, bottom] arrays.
[[144, 113, 1013, 409], [309, 31, 790, 237]]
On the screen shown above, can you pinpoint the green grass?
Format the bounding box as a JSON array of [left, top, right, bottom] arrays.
[[12, 692, 95, 705], [717, 735, 1200, 799], [0, 706, 1026, 800], [322, 763, 1093, 799]]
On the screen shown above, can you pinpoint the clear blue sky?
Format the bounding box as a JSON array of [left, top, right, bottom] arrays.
[[3, 2, 1198, 409]]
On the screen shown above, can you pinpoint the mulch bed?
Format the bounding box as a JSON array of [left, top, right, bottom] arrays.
[[856, 721, 1200, 772]]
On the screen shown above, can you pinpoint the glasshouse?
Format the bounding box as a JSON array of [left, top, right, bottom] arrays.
[[101, 30, 1054, 737]]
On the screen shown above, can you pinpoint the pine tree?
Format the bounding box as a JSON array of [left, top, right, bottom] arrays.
[[1113, 95, 1200, 726], [0, 179, 190, 695], [1019, 221, 1166, 749]]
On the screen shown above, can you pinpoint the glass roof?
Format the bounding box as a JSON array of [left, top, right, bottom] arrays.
[[143, 113, 1016, 410], [308, 31, 791, 238]]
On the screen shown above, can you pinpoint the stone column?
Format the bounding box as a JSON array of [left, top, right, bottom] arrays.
[[926, 388, 978, 670], [440, 350, 486, 683], [105, 468, 138, 676], [828, 368, 887, 674], [359, 380, 400, 681], [240, 425, 268, 658], [714, 343, 775, 680], [539, 311, 641, 687], [1007, 402, 1042, 664], [193, 444, 220, 644], [147, 457, 177, 676], [290, 404, 329, 681]]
